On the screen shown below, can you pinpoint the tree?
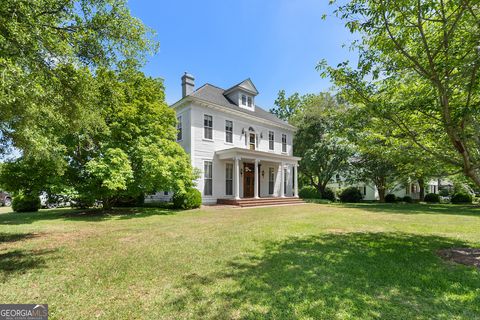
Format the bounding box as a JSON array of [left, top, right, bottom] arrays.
[[320, 0, 480, 188], [0, 0, 156, 163], [286, 93, 353, 197], [270, 90, 302, 121]]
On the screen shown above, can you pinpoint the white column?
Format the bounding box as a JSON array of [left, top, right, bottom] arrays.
[[280, 162, 285, 197], [254, 159, 259, 199], [234, 157, 240, 200], [294, 164, 299, 198]]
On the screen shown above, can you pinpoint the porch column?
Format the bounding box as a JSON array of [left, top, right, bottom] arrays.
[[280, 162, 285, 197], [254, 159, 259, 199], [294, 164, 299, 198], [234, 156, 240, 200]]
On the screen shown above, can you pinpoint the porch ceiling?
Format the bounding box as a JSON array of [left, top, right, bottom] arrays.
[[216, 147, 301, 164]]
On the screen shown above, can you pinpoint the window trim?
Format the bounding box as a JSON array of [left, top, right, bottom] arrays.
[[268, 167, 274, 195], [225, 120, 233, 144], [204, 161, 213, 196], [203, 114, 213, 140], [241, 94, 247, 106], [281, 134, 287, 153], [268, 131, 274, 151], [225, 163, 233, 196], [177, 115, 183, 141]]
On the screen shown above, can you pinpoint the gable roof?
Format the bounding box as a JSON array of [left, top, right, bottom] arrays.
[[224, 78, 259, 96], [180, 83, 295, 129]]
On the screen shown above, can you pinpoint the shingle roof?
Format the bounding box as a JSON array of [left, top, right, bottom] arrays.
[[187, 84, 294, 129]]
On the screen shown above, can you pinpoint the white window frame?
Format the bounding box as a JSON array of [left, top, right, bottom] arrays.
[[225, 120, 233, 143], [268, 131, 274, 151], [282, 134, 287, 153], [268, 167, 274, 195], [177, 116, 182, 141], [241, 95, 247, 106], [225, 163, 233, 196], [204, 161, 213, 196], [204, 114, 213, 140]]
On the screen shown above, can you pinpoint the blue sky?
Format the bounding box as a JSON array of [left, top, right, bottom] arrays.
[[128, 0, 358, 109]]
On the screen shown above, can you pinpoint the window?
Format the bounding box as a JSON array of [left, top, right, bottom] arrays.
[[247, 96, 252, 107], [282, 134, 287, 153], [204, 115, 213, 140], [204, 161, 213, 196], [177, 116, 182, 141], [241, 95, 247, 105], [363, 186, 367, 196], [284, 168, 287, 195], [268, 131, 274, 150], [249, 133, 256, 150], [164, 191, 169, 196], [225, 120, 233, 143], [225, 163, 233, 196], [269, 168, 274, 195]]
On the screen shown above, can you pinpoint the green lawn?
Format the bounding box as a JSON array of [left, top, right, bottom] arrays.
[[1, 203, 480, 319]]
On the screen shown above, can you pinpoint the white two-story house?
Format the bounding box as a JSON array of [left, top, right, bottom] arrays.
[[160, 73, 301, 205]]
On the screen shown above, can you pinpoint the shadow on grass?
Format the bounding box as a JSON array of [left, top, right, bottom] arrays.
[[172, 232, 480, 319], [337, 202, 480, 217], [0, 207, 177, 225], [0, 232, 37, 243], [0, 249, 56, 281]]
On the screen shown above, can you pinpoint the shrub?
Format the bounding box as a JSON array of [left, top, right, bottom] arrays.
[[299, 186, 320, 199], [321, 188, 336, 201], [71, 196, 96, 209], [12, 194, 41, 212], [385, 194, 396, 203], [402, 196, 413, 203], [172, 188, 202, 209], [339, 187, 363, 203], [451, 192, 472, 204], [424, 193, 440, 203]]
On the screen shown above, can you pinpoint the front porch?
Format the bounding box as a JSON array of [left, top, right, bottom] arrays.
[[215, 147, 301, 205]]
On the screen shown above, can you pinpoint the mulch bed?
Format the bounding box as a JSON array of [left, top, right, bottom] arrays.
[[438, 248, 480, 269]]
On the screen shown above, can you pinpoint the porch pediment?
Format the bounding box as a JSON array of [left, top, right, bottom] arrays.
[[216, 147, 300, 164]]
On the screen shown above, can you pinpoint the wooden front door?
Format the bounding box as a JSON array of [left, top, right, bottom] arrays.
[[243, 163, 255, 198]]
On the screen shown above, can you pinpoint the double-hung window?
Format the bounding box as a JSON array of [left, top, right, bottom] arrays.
[[225, 163, 233, 196], [204, 115, 213, 140], [282, 134, 287, 153], [241, 95, 247, 106], [225, 120, 233, 143], [284, 168, 287, 195], [204, 161, 213, 196], [177, 116, 182, 141], [268, 131, 274, 150], [247, 96, 252, 107], [269, 167, 274, 195]]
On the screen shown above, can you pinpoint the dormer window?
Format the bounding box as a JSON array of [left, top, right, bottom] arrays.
[[247, 96, 252, 107], [241, 95, 247, 106]]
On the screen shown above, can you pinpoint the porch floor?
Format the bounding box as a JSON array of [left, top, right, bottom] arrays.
[[217, 197, 305, 207]]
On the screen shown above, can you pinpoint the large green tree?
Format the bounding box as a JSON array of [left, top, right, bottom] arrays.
[[272, 92, 353, 197], [320, 0, 480, 188], [0, 0, 156, 162]]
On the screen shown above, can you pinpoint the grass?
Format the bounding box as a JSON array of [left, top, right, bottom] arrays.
[[1, 203, 480, 319]]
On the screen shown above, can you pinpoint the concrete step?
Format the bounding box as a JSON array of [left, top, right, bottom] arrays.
[[217, 197, 305, 207]]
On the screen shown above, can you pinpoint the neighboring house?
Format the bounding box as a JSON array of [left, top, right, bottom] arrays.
[[327, 177, 453, 201], [146, 73, 300, 204]]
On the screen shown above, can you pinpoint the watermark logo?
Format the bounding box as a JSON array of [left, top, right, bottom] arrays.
[[0, 304, 48, 320]]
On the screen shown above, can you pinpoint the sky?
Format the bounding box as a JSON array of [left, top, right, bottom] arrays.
[[128, 0, 358, 109]]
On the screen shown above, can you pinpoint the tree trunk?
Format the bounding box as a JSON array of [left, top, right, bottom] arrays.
[[102, 197, 113, 210], [418, 178, 425, 201], [378, 187, 386, 202]]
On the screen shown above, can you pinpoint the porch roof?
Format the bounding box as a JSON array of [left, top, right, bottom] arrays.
[[216, 147, 301, 164]]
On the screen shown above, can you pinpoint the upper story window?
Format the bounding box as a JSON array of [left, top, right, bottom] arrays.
[[268, 131, 274, 150], [177, 116, 182, 141], [241, 95, 247, 106], [225, 120, 233, 143], [282, 134, 287, 153], [204, 115, 213, 140], [249, 133, 256, 150], [247, 96, 252, 107]]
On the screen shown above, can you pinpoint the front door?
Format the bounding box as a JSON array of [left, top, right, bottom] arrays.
[[243, 163, 255, 198]]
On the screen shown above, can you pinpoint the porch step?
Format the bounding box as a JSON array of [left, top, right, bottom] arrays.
[[217, 197, 305, 207]]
